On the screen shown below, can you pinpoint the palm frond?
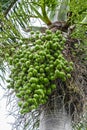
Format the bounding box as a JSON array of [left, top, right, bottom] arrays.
[[0, 0, 18, 14], [81, 15, 87, 24], [0, 62, 6, 87]]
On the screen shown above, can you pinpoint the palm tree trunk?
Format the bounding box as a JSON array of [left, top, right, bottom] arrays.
[[39, 96, 72, 130], [39, 108, 72, 130]]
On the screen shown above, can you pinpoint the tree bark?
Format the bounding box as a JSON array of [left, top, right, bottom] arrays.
[[39, 107, 72, 130], [39, 96, 72, 130]]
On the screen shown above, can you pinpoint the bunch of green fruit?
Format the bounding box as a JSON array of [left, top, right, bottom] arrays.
[[6, 29, 73, 114]]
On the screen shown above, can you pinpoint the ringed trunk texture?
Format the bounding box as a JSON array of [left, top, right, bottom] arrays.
[[39, 107, 72, 130], [39, 96, 72, 130]]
